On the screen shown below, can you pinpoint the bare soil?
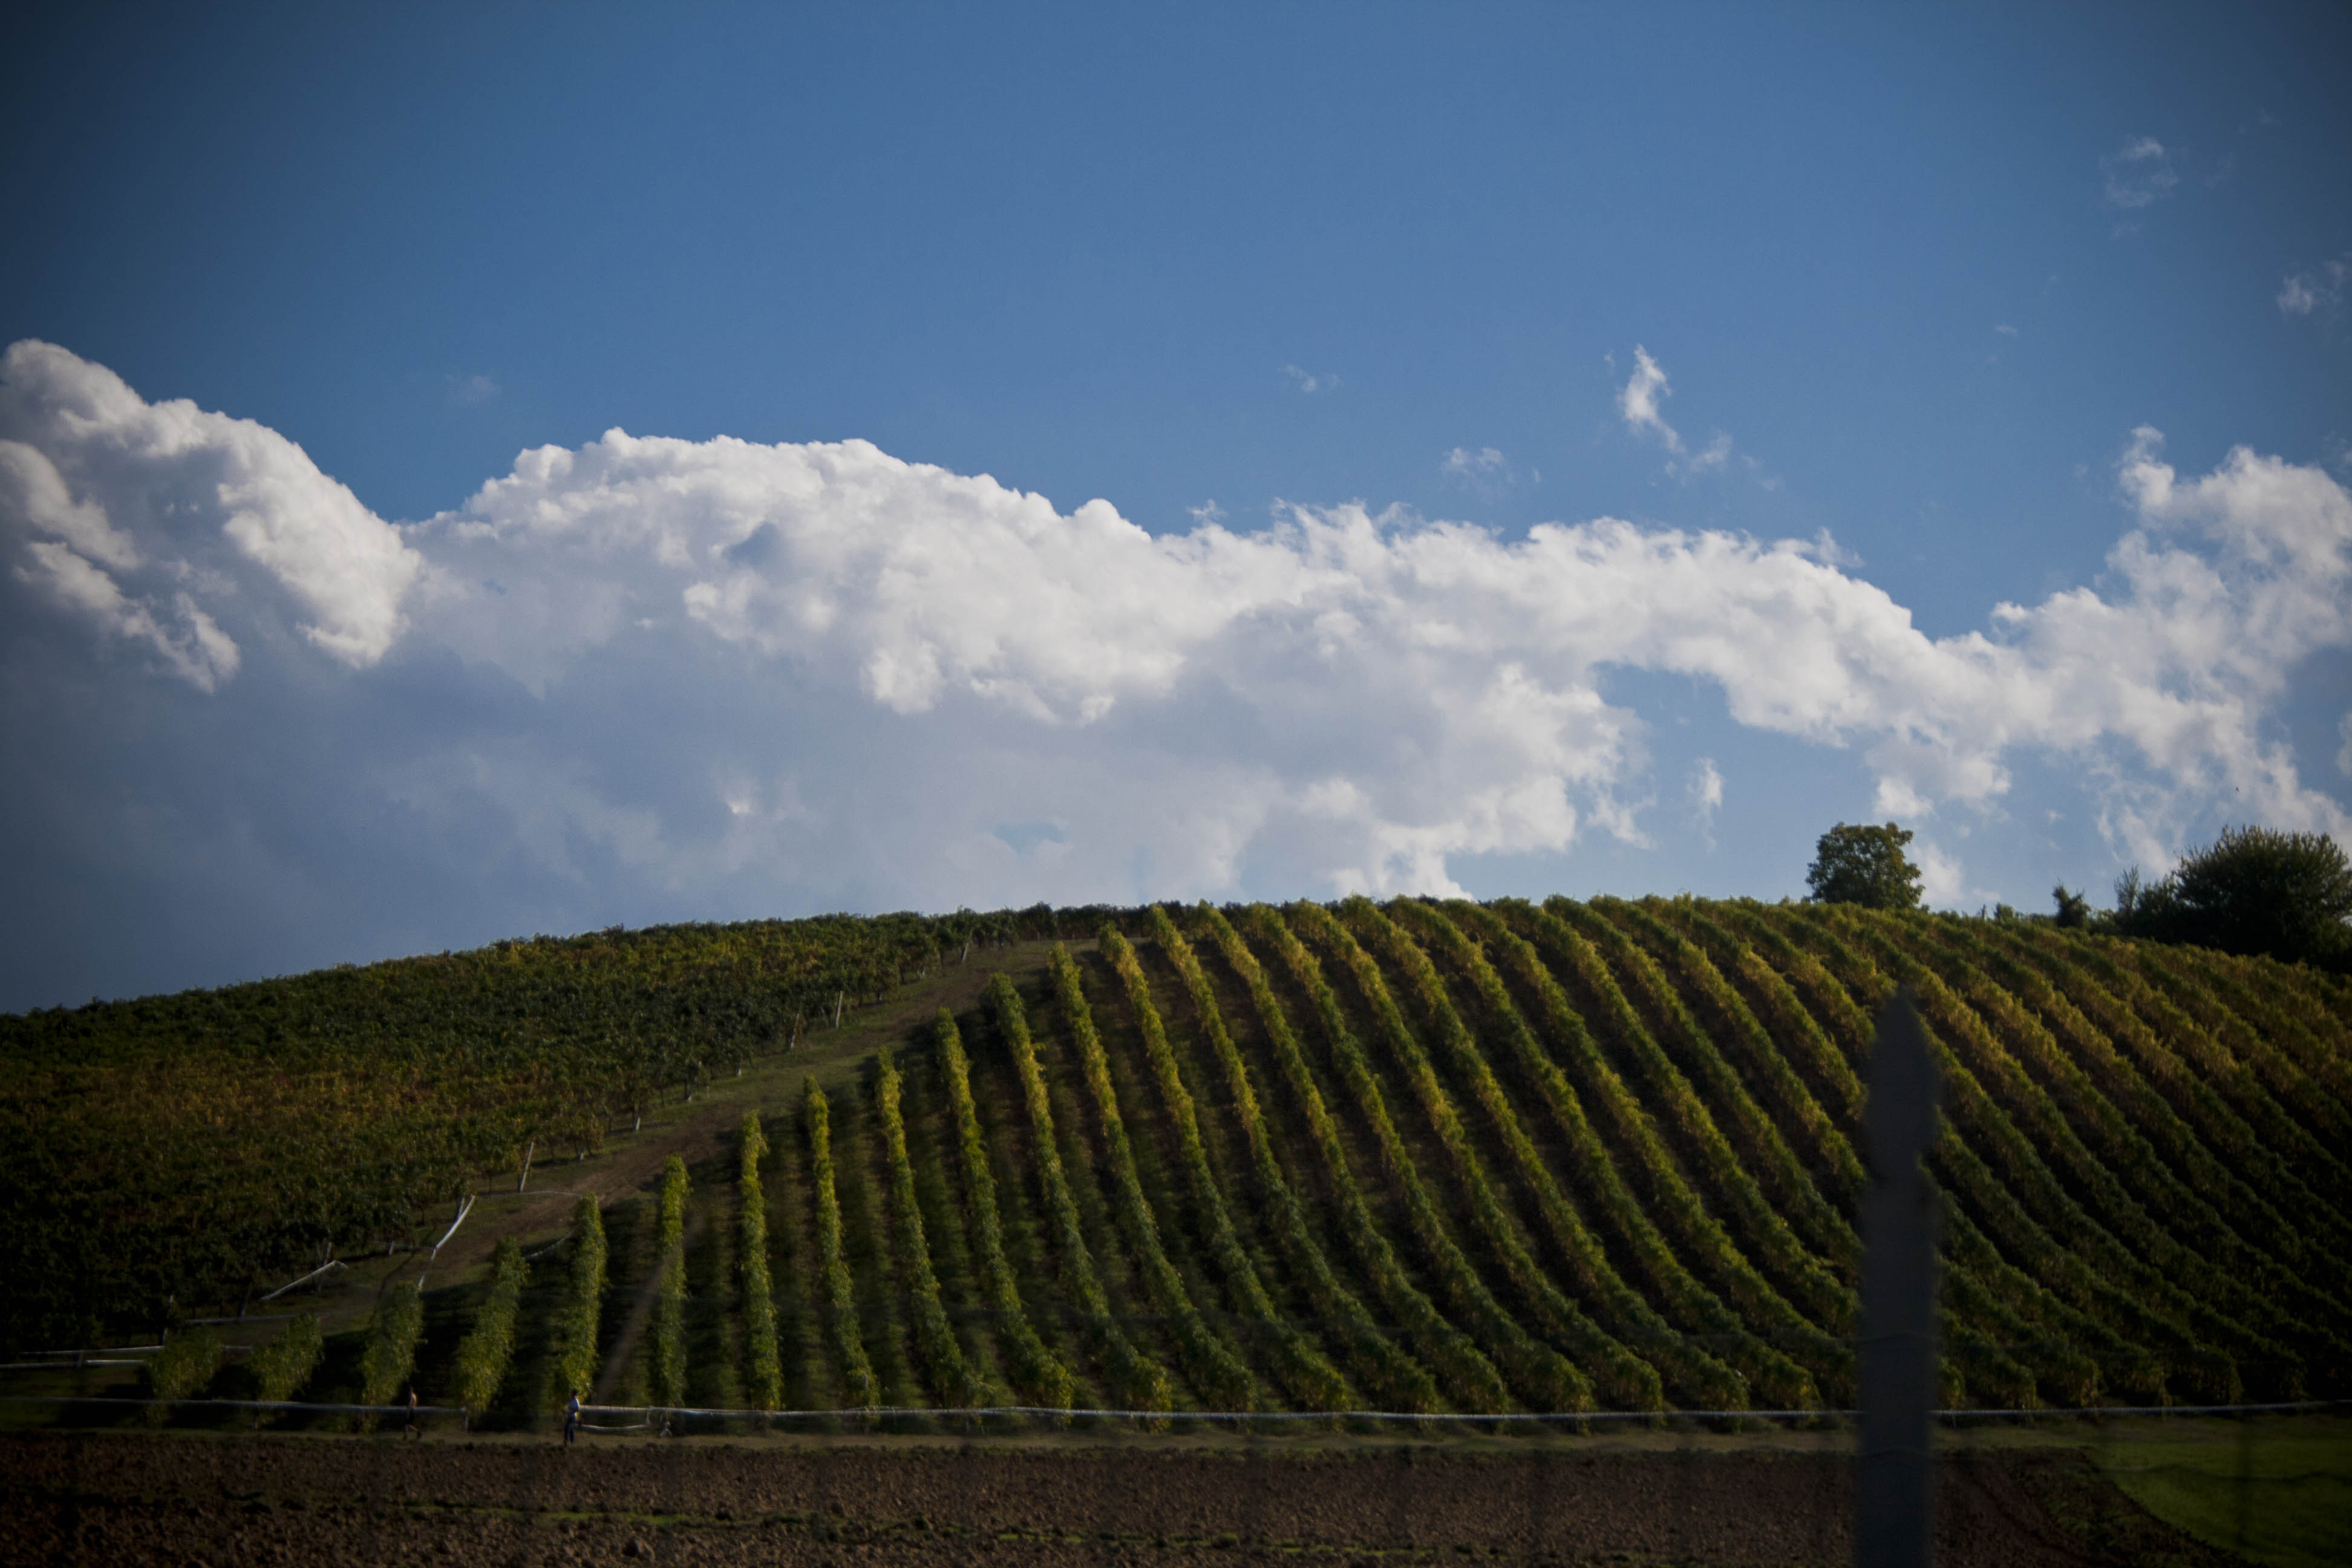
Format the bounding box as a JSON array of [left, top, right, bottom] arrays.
[[0, 1430, 2239, 1566]]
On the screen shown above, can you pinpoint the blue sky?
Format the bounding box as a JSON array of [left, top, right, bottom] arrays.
[[3, 2, 2348, 1010]]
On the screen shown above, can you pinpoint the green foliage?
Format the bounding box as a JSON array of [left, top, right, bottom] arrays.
[[1770, 906, 2238, 1402], [2117, 826, 2352, 969], [1053, 942, 1261, 1411], [358, 1283, 425, 1425], [875, 1048, 983, 1405], [1828, 906, 2317, 1396], [24, 895, 2352, 1422], [1537, 899, 1858, 1338], [1924, 919, 2352, 1379], [987, 971, 1173, 1414], [2053, 884, 2093, 928], [2005, 926, 2352, 1280], [1451, 900, 1826, 1409], [0, 907, 1002, 1354], [1598, 896, 1865, 1244], [1102, 926, 1354, 1411], [932, 1008, 1073, 1409], [651, 1155, 690, 1406], [803, 1077, 878, 1408], [450, 1241, 526, 1415], [1387, 898, 1743, 1411], [246, 1312, 324, 1408], [1152, 907, 1434, 1412], [737, 1112, 783, 1411], [1305, 900, 1616, 1411], [142, 1327, 223, 1422], [1805, 822, 1924, 910], [549, 1194, 607, 1402], [1227, 904, 1514, 1413]]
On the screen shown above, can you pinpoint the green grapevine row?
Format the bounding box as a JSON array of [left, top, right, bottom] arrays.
[[803, 1079, 878, 1408], [737, 1114, 783, 1411], [987, 973, 1174, 1414], [875, 1048, 984, 1406]]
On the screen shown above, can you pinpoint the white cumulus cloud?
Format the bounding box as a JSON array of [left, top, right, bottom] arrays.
[[2, 341, 2347, 942], [0, 341, 423, 682]]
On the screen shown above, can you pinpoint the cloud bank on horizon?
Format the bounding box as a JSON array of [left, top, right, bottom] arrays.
[[4, 338, 2349, 1001]]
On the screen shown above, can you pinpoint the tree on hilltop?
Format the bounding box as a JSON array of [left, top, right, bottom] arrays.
[[2115, 826, 2352, 969], [1805, 822, 1924, 910]]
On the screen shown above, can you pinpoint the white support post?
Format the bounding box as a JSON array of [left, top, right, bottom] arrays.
[[258, 1259, 347, 1303], [419, 1193, 476, 1290]]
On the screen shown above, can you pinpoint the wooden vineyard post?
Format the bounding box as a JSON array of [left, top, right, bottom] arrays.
[[1857, 989, 1939, 1568]]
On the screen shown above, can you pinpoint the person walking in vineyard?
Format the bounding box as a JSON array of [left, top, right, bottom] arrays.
[[403, 1388, 420, 1440], [564, 1390, 581, 1446]]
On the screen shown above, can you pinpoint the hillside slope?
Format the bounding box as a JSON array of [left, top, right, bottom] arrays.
[[6, 897, 2347, 1416]]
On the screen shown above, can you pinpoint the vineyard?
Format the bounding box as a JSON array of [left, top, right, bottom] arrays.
[[5, 896, 2350, 1425], [0, 907, 1052, 1354]]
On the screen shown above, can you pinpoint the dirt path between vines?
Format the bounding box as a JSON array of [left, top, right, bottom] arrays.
[[0, 1430, 2236, 1567], [336, 939, 1079, 1309]]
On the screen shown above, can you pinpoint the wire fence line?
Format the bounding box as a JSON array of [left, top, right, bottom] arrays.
[[6, 1393, 2341, 1426]]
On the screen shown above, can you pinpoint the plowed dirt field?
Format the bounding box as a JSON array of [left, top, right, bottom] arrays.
[[0, 1431, 2236, 1566]]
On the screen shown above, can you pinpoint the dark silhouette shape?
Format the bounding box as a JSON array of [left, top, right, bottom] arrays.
[[1858, 989, 1939, 1568], [2115, 825, 2351, 969]]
